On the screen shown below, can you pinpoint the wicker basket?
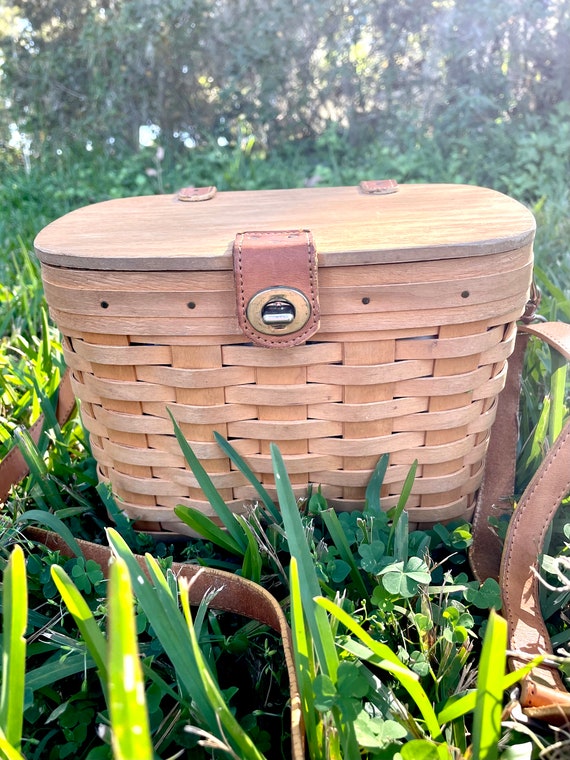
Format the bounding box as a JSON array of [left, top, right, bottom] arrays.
[[35, 183, 535, 534]]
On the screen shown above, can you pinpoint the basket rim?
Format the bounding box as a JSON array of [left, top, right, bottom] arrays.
[[34, 183, 535, 272]]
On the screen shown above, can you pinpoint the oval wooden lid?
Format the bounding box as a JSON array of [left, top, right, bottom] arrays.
[[34, 184, 535, 271]]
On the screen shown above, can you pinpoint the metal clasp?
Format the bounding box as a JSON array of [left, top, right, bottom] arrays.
[[246, 288, 311, 336], [261, 298, 296, 327]]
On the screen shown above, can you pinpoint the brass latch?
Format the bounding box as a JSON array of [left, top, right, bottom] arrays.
[[245, 288, 312, 336], [233, 230, 320, 348]]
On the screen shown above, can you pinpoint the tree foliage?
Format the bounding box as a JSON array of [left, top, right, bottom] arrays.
[[0, 0, 569, 156]]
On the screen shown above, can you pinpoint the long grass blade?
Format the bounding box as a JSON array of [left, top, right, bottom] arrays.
[[289, 556, 323, 760], [387, 460, 417, 556], [365, 453, 389, 514], [26, 652, 97, 692], [235, 514, 263, 583], [548, 348, 568, 444], [320, 508, 368, 599], [518, 397, 550, 480], [213, 432, 281, 523], [13, 426, 66, 510], [167, 410, 248, 552], [534, 265, 570, 320], [50, 565, 108, 683], [0, 733, 26, 760], [108, 556, 153, 760], [316, 595, 443, 741], [15, 509, 84, 558], [107, 529, 217, 721], [107, 527, 262, 757], [178, 578, 267, 760], [174, 505, 244, 556], [271, 443, 338, 680], [471, 609, 507, 760], [39, 307, 54, 380], [437, 655, 543, 725], [0, 546, 27, 753]]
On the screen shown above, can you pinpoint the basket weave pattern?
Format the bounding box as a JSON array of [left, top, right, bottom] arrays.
[[43, 240, 532, 534]]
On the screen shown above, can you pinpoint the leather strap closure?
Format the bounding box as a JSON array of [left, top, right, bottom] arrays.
[[176, 185, 217, 202], [233, 230, 320, 348], [359, 179, 399, 195]]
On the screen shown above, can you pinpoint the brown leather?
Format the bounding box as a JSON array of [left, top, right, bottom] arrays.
[[23, 527, 305, 757], [233, 230, 320, 347], [521, 321, 570, 360], [470, 320, 570, 721], [518, 680, 570, 723], [0, 369, 76, 503], [176, 185, 217, 202], [469, 332, 529, 582], [501, 418, 570, 697], [470, 321, 570, 582], [359, 179, 399, 195]]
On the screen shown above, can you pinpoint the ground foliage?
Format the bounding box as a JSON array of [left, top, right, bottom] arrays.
[[0, 134, 567, 756], [0, 3, 569, 757]]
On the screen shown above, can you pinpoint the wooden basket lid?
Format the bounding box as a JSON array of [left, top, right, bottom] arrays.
[[34, 184, 535, 271]]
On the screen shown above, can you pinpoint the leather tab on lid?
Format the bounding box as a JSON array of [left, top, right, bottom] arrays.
[[177, 185, 217, 202], [359, 179, 399, 195], [233, 230, 320, 348]]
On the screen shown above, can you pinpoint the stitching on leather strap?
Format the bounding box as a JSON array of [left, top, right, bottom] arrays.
[[233, 229, 320, 347], [502, 421, 570, 692]]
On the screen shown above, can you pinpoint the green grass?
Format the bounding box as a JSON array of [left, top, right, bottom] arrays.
[[0, 130, 568, 758]]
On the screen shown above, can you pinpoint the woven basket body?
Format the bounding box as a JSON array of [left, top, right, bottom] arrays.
[[35, 184, 535, 534]]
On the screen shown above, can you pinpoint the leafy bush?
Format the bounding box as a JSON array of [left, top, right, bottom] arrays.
[[2, 1, 569, 156]]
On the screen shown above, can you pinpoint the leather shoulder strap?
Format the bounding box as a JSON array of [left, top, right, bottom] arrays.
[[469, 332, 529, 582], [503, 416, 570, 723], [501, 419, 570, 688], [470, 322, 570, 582], [471, 320, 570, 721], [521, 321, 570, 359]]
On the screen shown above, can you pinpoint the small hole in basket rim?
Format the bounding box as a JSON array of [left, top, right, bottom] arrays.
[[362, 297, 371, 305], [187, 301, 196, 309], [100, 301, 109, 309], [461, 291, 470, 299]]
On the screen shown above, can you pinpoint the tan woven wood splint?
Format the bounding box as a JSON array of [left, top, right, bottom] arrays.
[[34, 183, 535, 536]]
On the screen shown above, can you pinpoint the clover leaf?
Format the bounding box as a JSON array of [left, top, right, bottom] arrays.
[[463, 577, 502, 610], [379, 556, 431, 598], [354, 710, 407, 749]]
